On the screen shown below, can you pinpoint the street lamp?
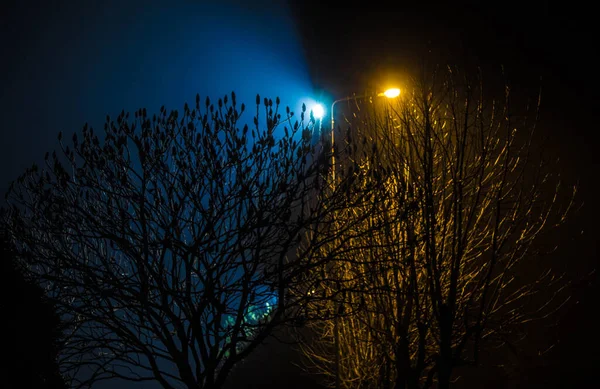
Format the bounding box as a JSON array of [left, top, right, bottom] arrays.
[[330, 88, 400, 182], [380, 88, 400, 98], [311, 103, 325, 120], [328, 87, 400, 389]]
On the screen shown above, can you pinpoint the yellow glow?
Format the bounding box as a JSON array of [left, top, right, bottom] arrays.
[[383, 88, 400, 98]]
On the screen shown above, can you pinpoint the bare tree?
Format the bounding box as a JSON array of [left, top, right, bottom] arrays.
[[299, 66, 575, 389], [2, 93, 365, 389]]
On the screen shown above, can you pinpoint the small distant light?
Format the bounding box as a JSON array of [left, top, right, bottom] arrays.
[[312, 104, 325, 119], [383, 88, 401, 98]]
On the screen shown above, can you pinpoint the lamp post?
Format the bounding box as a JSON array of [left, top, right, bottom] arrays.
[[330, 88, 400, 182], [329, 88, 399, 389]]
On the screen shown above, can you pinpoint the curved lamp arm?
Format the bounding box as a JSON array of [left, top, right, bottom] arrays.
[[330, 89, 400, 182]]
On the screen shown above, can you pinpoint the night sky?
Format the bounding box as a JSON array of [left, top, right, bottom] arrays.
[[0, 0, 320, 197], [1, 0, 597, 388]]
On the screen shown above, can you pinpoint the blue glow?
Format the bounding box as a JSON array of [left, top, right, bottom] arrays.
[[311, 103, 325, 119], [0, 0, 321, 198], [0, 1, 319, 388]]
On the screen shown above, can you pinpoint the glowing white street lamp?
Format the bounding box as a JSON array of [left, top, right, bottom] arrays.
[[311, 103, 325, 120]]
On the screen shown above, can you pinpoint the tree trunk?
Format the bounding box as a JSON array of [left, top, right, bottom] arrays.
[[437, 361, 452, 389], [438, 304, 454, 389]]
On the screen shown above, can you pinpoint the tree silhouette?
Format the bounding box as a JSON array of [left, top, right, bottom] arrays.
[[299, 66, 575, 389], [2, 93, 368, 389], [1, 226, 66, 389]]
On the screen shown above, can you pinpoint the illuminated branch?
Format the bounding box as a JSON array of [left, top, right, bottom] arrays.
[[299, 65, 575, 389]]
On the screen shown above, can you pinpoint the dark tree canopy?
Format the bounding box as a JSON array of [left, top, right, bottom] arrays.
[[2, 93, 367, 389], [0, 228, 66, 389], [2, 67, 576, 389]]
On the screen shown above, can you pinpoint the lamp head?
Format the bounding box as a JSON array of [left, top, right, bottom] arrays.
[[311, 103, 325, 119], [381, 88, 400, 98]]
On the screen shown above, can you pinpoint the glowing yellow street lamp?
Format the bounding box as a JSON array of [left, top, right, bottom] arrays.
[[330, 88, 400, 182], [379, 88, 400, 98]]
